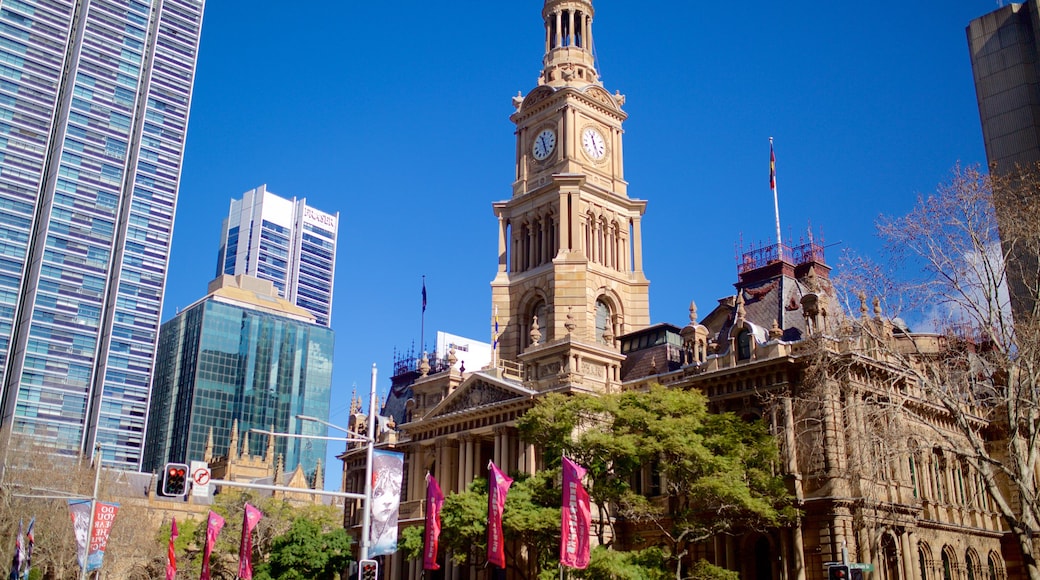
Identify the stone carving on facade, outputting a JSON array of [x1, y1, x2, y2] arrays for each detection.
[[530, 315, 542, 346], [438, 381, 518, 416]]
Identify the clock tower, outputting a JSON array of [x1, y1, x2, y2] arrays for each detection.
[[491, 0, 650, 393]]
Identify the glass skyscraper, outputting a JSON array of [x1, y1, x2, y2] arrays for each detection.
[[143, 274, 334, 479], [216, 185, 338, 327], [0, 0, 205, 468]]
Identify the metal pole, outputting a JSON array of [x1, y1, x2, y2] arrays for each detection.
[[360, 364, 377, 561], [80, 444, 102, 580]]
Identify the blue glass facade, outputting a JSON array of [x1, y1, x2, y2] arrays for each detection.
[[143, 294, 334, 480], [0, 0, 205, 469], [216, 185, 338, 327]]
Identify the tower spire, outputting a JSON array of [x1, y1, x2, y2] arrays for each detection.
[[541, 0, 599, 87]]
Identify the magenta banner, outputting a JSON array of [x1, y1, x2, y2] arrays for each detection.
[[560, 456, 591, 569], [165, 518, 178, 580], [486, 461, 513, 568], [423, 474, 445, 570], [238, 503, 263, 580], [201, 510, 225, 580]]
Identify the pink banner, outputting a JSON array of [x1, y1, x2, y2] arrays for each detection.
[[423, 474, 445, 570], [166, 518, 178, 580], [560, 456, 591, 569], [201, 510, 225, 580], [486, 461, 513, 568], [238, 503, 263, 580]]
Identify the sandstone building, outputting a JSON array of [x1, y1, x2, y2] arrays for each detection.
[[342, 1, 1026, 578]]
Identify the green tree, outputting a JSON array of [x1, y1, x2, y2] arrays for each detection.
[[253, 517, 352, 580], [517, 385, 795, 578]]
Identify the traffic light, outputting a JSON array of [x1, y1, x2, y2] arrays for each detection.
[[359, 559, 378, 580], [829, 565, 850, 580], [162, 463, 188, 496]]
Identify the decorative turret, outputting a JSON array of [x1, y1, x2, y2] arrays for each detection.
[[541, 0, 598, 87]]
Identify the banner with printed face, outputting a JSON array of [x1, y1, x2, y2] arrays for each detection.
[[369, 450, 404, 557], [67, 500, 91, 569], [560, 456, 591, 569], [486, 461, 513, 568], [423, 474, 445, 570]]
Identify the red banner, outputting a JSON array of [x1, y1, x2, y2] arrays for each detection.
[[423, 474, 445, 570], [238, 503, 263, 580], [85, 502, 118, 572], [201, 511, 225, 580], [560, 456, 591, 569], [486, 461, 513, 568]]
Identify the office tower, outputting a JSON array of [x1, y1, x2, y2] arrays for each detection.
[[968, 2, 1040, 172], [0, 0, 205, 468], [216, 184, 338, 327], [968, 4, 1040, 317], [142, 274, 334, 479]]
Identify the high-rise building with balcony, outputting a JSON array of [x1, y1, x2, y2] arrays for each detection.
[[0, 0, 206, 469], [216, 185, 338, 327]]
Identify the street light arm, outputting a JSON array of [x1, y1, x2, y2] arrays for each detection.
[[296, 414, 370, 440]]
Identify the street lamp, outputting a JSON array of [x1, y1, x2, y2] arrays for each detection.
[[298, 363, 379, 562]]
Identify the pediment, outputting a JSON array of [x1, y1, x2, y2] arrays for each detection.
[[520, 85, 556, 112], [423, 372, 536, 421]]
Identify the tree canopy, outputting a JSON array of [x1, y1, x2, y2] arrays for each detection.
[[517, 385, 795, 577]]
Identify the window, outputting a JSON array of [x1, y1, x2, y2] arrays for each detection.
[[737, 329, 752, 360], [595, 300, 611, 344]]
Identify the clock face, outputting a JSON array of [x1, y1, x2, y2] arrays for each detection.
[[532, 129, 556, 161], [582, 127, 606, 160]]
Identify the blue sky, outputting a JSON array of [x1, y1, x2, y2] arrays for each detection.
[[167, 1, 992, 480]]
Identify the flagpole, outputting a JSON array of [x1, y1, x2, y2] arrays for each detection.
[[420, 275, 426, 356], [770, 137, 783, 261]]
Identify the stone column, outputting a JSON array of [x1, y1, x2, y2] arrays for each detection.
[[457, 436, 468, 492], [569, 9, 578, 45], [555, 10, 562, 48], [464, 436, 476, 488], [498, 216, 507, 272], [632, 216, 643, 271], [559, 193, 570, 252]]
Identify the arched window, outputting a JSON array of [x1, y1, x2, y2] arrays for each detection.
[[595, 300, 611, 344], [966, 549, 978, 580], [525, 301, 549, 351], [919, 544, 932, 580], [988, 552, 1005, 580], [882, 534, 900, 580], [942, 548, 954, 580], [737, 329, 752, 360]]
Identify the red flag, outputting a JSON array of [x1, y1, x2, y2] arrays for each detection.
[[238, 503, 263, 580], [486, 461, 513, 568], [423, 474, 445, 570], [165, 518, 178, 580], [201, 511, 225, 580], [769, 138, 776, 191], [560, 456, 591, 569]]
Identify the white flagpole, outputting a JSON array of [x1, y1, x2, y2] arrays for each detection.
[[770, 137, 783, 261]]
